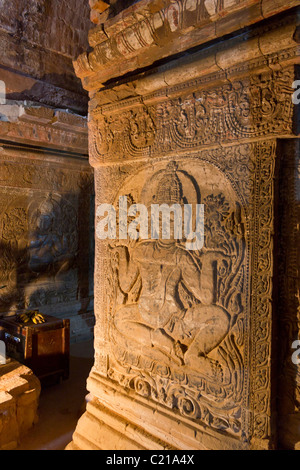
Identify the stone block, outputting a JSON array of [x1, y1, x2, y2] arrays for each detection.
[[0, 360, 40, 450]]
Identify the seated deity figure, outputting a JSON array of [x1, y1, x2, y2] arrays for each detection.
[[111, 162, 230, 379], [28, 198, 71, 276]]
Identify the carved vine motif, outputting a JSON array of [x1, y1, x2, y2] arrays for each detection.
[[91, 107, 156, 163], [90, 68, 293, 164], [105, 160, 247, 436], [247, 141, 276, 442]]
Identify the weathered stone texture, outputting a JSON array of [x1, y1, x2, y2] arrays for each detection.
[[69, 0, 299, 451], [0, 0, 92, 113], [0, 107, 95, 342], [0, 0, 90, 59], [76, 0, 300, 89], [0, 359, 40, 450]]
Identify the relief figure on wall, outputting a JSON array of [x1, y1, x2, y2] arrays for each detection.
[[0, 193, 78, 313], [109, 161, 245, 386], [28, 196, 76, 277]]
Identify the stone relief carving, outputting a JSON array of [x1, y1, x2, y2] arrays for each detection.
[[90, 68, 293, 164], [103, 159, 247, 435], [84, 49, 285, 446], [91, 106, 156, 164], [28, 195, 78, 275], [0, 164, 94, 316], [92, 138, 277, 445]]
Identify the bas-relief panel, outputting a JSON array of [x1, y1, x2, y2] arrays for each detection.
[[68, 6, 300, 446], [0, 158, 94, 319], [89, 67, 294, 165], [94, 139, 276, 444]]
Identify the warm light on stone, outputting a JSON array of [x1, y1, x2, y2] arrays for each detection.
[[0, 0, 299, 452], [0, 360, 40, 450], [67, 0, 300, 451]]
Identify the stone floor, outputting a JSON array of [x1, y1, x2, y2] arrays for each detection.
[[15, 339, 94, 450]]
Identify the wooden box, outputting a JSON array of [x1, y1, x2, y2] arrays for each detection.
[[0, 314, 70, 383]]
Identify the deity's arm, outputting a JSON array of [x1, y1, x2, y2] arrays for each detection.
[[181, 251, 216, 306], [51, 234, 63, 253], [112, 245, 139, 294]]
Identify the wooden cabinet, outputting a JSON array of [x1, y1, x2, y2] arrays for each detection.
[[0, 314, 70, 384]]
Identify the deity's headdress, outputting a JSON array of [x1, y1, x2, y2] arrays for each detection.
[[141, 160, 200, 208]]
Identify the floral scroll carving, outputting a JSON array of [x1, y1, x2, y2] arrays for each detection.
[[90, 68, 293, 165]]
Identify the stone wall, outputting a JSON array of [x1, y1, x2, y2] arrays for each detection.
[[0, 0, 92, 114], [0, 106, 95, 342], [69, 0, 300, 450], [0, 1, 95, 343]]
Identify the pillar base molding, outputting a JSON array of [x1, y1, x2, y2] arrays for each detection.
[[68, 373, 248, 451]]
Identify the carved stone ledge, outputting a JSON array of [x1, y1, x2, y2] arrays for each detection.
[[74, 0, 300, 89], [0, 106, 88, 155], [87, 14, 300, 114]]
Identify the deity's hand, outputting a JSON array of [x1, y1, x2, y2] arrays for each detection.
[[110, 250, 120, 271], [173, 341, 185, 365], [109, 239, 129, 249]]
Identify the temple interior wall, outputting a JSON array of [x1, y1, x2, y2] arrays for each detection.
[[0, 1, 95, 342]]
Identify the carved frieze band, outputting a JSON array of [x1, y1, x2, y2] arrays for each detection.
[[90, 68, 294, 166], [0, 158, 93, 193]]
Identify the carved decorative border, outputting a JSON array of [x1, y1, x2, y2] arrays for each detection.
[[93, 139, 276, 447], [89, 67, 294, 167], [250, 140, 276, 446]]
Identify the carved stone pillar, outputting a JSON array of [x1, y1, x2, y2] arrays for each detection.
[[69, 0, 300, 450]]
